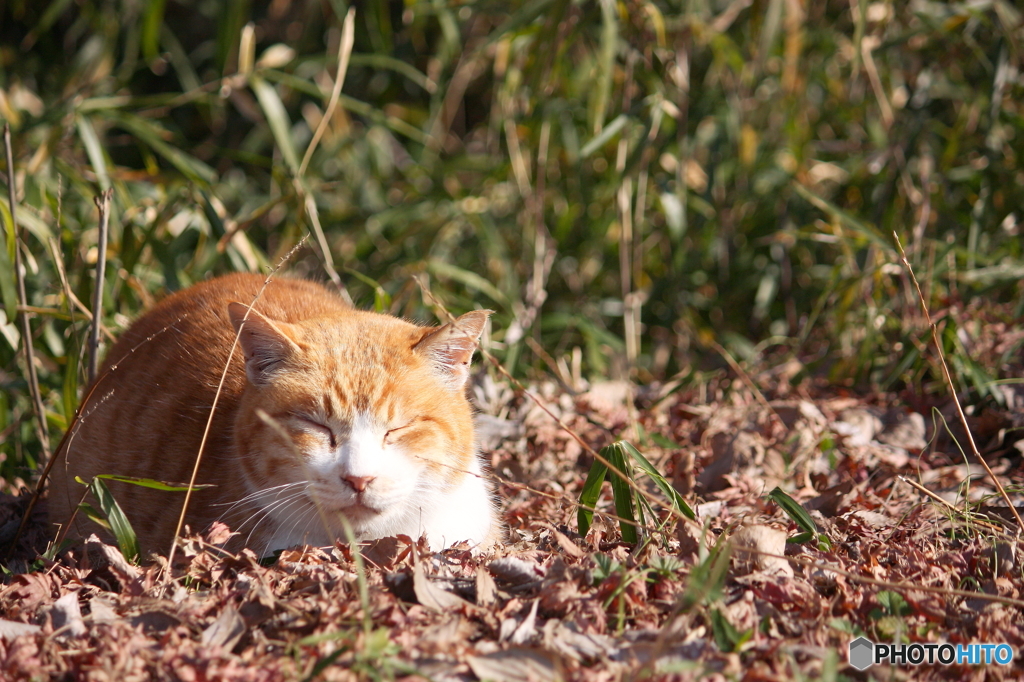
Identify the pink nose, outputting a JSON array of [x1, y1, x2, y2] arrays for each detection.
[[344, 475, 375, 493]]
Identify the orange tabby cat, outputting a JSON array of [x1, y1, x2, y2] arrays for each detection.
[[48, 273, 497, 556]]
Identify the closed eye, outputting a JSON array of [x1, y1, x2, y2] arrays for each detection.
[[383, 421, 417, 446], [293, 415, 337, 449]]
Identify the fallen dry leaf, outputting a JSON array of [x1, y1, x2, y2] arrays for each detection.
[[200, 605, 246, 651], [413, 562, 473, 611], [0, 619, 41, 640], [47, 592, 86, 639], [467, 647, 563, 682]]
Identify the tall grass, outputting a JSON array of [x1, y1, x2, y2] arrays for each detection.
[[1, 0, 1022, 483]]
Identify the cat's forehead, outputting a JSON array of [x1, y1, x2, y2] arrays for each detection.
[[278, 313, 440, 406], [300, 310, 423, 343]]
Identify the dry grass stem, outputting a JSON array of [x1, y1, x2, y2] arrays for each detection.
[[47, 236, 115, 341], [894, 232, 1024, 532], [4, 123, 49, 458], [771, 552, 1024, 609], [708, 339, 783, 428], [292, 8, 354, 298], [87, 188, 113, 383], [298, 7, 355, 178], [897, 475, 1007, 535]]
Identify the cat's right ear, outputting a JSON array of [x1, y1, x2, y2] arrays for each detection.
[[228, 302, 300, 385]]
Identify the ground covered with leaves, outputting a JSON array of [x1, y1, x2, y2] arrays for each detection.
[[2, 367, 1024, 682]]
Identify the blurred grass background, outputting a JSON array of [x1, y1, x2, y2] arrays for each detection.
[[0, 0, 1022, 485]]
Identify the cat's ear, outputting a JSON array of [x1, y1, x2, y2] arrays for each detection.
[[414, 310, 493, 388], [228, 302, 300, 385]]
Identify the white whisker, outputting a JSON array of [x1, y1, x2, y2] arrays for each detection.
[[236, 491, 309, 546], [216, 480, 307, 511]]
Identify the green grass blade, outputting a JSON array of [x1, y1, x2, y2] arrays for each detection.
[[427, 259, 510, 308], [620, 441, 696, 520], [77, 502, 110, 531], [301, 644, 352, 682], [681, 535, 731, 610], [104, 112, 216, 184], [482, 0, 557, 48], [0, 199, 13, 262], [93, 474, 213, 492], [607, 443, 638, 543], [62, 350, 77, 424], [75, 116, 111, 191], [22, 0, 75, 49], [342, 267, 392, 312], [767, 487, 817, 536], [791, 181, 889, 251], [580, 114, 629, 158], [592, 0, 618, 134], [250, 75, 300, 175], [0, 202, 17, 322], [348, 54, 435, 92], [710, 608, 751, 653], [80, 476, 140, 562], [577, 457, 608, 536], [141, 0, 167, 62], [262, 69, 429, 143]]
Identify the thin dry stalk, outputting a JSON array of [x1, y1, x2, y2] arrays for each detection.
[[302, 193, 345, 296], [897, 475, 1006, 534], [524, 336, 574, 394], [708, 339, 783, 427], [165, 237, 308, 571], [293, 8, 354, 299], [3, 124, 50, 458], [427, 55, 485, 156], [783, 552, 1024, 608], [298, 7, 355, 178], [504, 118, 555, 348], [88, 188, 113, 383], [894, 232, 1024, 532], [48, 237, 113, 340]]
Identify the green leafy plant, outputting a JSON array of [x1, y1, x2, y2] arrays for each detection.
[[710, 607, 753, 653], [591, 552, 623, 585], [870, 590, 913, 642], [294, 627, 410, 682], [767, 486, 832, 551], [577, 440, 695, 544], [679, 534, 732, 612], [71, 474, 209, 562], [75, 476, 140, 562], [646, 553, 685, 579]]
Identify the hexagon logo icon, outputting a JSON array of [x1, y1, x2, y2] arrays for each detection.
[[849, 637, 874, 671]]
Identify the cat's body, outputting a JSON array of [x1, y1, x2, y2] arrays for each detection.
[[48, 273, 497, 557]]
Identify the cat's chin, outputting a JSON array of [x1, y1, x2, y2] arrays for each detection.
[[323, 501, 385, 524]]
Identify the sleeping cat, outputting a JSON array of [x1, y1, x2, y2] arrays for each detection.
[[48, 273, 497, 557]]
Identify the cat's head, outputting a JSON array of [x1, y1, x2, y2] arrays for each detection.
[[226, 302, 492, 546]]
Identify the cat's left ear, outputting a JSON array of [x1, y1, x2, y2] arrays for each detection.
[[228, 302, 301, 385], [414, 310, 493, 389]]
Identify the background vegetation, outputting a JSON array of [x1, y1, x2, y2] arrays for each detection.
[[1, 0, 1023, 483]]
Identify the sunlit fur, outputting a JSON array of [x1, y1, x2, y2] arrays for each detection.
[[48, 273, 497, 557]]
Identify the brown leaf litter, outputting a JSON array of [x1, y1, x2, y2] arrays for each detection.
[[1, 376, 1023, 680]]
